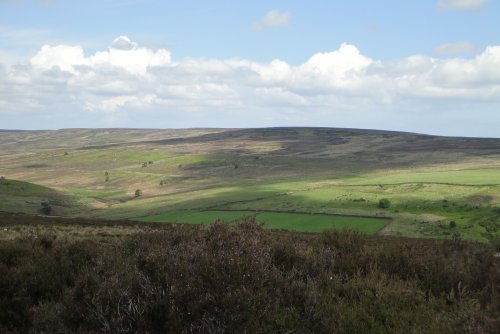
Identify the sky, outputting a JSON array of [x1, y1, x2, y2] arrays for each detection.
[[0, 0, 499, 137]]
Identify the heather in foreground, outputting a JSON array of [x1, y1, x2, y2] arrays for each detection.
[[1, 220, 499, 333]]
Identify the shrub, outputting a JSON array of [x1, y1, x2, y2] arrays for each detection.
[[39, 202, 52, 215], [378, 198, 391, 209], [0, 221, 498, 333]]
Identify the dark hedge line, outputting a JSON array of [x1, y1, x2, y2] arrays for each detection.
[[1, 219, 499, 333]]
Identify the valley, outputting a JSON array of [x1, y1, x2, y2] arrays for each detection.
[[1, 127, 499, 241]]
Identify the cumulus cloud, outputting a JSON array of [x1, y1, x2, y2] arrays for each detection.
[[437, 0, 485, 10], [1, 36, 500, 136], [294, 44, 376, 92], [434, 41, 477, 56], [30, 44, 87, 73], [85, 94, 157, 113], [30, 36, 171, 75], [109, 36, 138, 50], [251, 10, 291, 30]]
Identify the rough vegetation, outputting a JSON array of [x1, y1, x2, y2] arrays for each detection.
[[0, 216, 499, 333]]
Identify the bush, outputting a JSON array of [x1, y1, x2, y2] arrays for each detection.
[[134, 189, 142, 197], [1, 221, 498, 333], [39, 202, 52, 215], [378, 198, 391, 209]]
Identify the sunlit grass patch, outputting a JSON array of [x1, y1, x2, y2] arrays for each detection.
[[137, 210, 388, 234]]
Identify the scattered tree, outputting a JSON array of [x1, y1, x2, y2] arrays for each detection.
[[135, 189, 142, 197], [142, 162, 148, 168], [104, 171, 109, 182], [39, 202, 52, 215], [378, 198, 391, 209], [449, 221, 456, 229]]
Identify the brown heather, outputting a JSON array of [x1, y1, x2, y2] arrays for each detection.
[[0, 217, 499, 333]]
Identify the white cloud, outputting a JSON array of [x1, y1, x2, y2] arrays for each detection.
[[109, 36, 138, 50], [294, 44, 376, 92], [85, 94, 157, 113], [1, 36, 500, 136], [30, 44, 87, 73], [437, 0, 485, 10], [91, 42, 171, 75], [255, 87, 308, 107], [434, 41, 477, 56], [30, 36, 171, 75], [251, 10, 291, 30]]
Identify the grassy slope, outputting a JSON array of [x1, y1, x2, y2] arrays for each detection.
[[344, 168, 500, 185], [0, 178, 85, 215], [0, 127, 498, 241]]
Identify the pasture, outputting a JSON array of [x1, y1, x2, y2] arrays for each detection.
[[138, 210, 389, 234]]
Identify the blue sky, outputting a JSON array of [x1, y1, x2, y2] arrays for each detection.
[[0, 0, 499, 137]]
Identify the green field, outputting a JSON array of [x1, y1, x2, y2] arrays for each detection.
[[344, 168, 500, 185], [138, 210, 389, 234], [1, 127, 498, 241]]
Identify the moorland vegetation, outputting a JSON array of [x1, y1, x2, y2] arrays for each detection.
[[0, 215, 499, 333]]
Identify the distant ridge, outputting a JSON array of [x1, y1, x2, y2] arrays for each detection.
[[0, 126, 498, 139]]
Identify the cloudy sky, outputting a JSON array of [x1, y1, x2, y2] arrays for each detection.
[[0, 0, 499, 137]]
